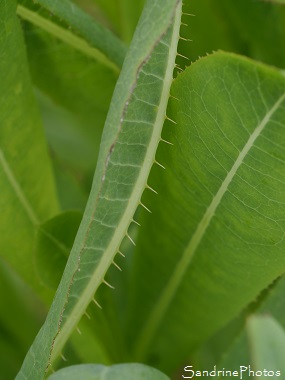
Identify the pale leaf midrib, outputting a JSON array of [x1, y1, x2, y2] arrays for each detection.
[[0, 149, 39, 226], [16, 5, 120, 73], [134, 91, 285, 359], [49, 2, 182, 364]]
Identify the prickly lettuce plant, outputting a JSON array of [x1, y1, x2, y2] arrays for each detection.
[[2, 0, 285, 379]]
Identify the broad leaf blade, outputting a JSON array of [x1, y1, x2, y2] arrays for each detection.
[[16, 1, 182, 378], [47, 363, 170, 380], [0, 0, 58, 292], [127, 52, 285, 373]]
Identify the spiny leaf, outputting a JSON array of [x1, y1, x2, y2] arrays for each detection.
[[127, 52, 285, 373], [16, 0, 182, 378]]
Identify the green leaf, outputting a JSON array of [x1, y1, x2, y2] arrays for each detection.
[[17, 0, 127, 70], [264, 0, 285, 3], [16, 1, 182, 378], [35, 211, 82, 289], [35, 92, 97, 210], [213, 277, 285, 376], [126, 52, 285, 373], [0, 0, 58, 293], [0, 260, 44, 378], [220, 0, 285, 69], [19, 12, 119, 199], [247, 315, 285, 376], [178, 0, 244, 66], [47, 363, 170, 380], [23, 26, 117, 160], [93, 0, 146, 43], [178, 0, 285, 70]]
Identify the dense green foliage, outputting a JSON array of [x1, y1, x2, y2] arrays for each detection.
[[1, 0, 285, 379]]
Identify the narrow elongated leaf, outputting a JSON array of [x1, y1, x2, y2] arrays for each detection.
[[17, 0, 127, 70], [247, 315, 285, 376], [126, 52, 285, 373], [0, 0, 58, 292], [47, 363, 170, 380], [17, 1, 182, 378], [21, 22, 117, 178], [18, 4, 120, 203]]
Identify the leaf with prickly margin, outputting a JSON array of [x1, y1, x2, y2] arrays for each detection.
[[16, 0, 182, 378], [17, 0, 127, 70], [47, 363, 170, 380], [33, 209, 112, 378], [246, 314, 285, 375], [0, 0, 58, 294], [126, 52, 285, 373]]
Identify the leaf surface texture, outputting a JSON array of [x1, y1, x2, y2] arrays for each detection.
[[127, 52, 285, 372], [16, 1, 182, 378]]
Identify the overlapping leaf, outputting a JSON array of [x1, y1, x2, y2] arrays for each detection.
[[126, 52, 285, 373], [16, 1, 182, 378]]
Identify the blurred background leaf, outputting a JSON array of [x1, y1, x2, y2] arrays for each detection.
[[48, 363, 170, 380]]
